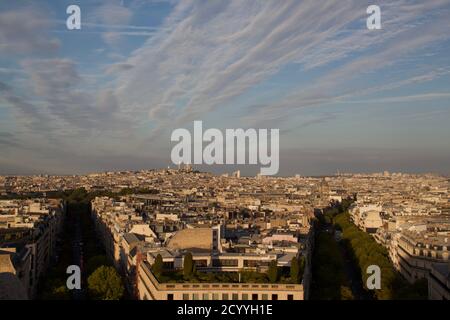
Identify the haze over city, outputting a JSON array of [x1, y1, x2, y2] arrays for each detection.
[[1, 0, 450, 176]]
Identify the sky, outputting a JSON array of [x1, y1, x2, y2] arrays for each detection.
[[0, 0, 450, 176]]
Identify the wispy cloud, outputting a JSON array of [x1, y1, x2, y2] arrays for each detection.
[[348, 93, 450, 104], [109, 0, 450, 134], [0, 7, 60, 54], [1, 0, 449, 174]]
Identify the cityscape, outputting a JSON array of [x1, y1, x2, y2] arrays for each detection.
[[0, 168, 449, 300], [1, 0, 450, 305]]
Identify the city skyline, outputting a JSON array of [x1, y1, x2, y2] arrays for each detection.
[[0, 166, 449, 179], [1, 0, 450, 176], [2, 168, 448, 300]]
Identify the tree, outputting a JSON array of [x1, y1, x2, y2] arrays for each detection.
[[88, 266, 124, 300], [290, 257, 300, 283], [41, 279, 71, 300], [267, 260, 279, 283], [53, 285, 71, 300], [340, 286, 354, 300], [311, 233, 345, 299], [86, 255, 110, 276], [299, 256, 305, 279], [183, 252, 194, 278], [332, 209, 426, 300], [152, 254, 164, 277]]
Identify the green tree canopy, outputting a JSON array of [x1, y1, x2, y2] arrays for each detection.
[[267, 260, 279, 283], [333, 210, 428, 300], [152, 254, 164, 277], [41, 279, 71, 300], [340, 286, 354, 300], [87, 266, 124, 300], [86, 255, 110, 276], [290, 257, 300, 283], [183, 252, 194, 278]]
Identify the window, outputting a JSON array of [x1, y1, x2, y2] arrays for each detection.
[[193, 294, 199, 300], [182, 294, 189, 300], [212, 293, 219, 300], [242, 294, 248, 300], [262, 294, 268, 300], [202, 293, 209, 300], [232, 293, 239, 300], [194, 259, 208, 267], [212, 259, 238, 267], [287, 294, 294, 300], [167, 294, 174, 300], [244, 260, 258, 268], [271, 294, 278, 300], [252, 294, 258, 300], [222, 293, 229, 300]]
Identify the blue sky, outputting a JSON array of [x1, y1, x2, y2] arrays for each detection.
[[0, 0, 450, 176]]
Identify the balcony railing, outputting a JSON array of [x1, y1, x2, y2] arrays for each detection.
[[140, 262, 302, 292]]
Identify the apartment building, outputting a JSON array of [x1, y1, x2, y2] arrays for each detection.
[[137, 260, 303, 301], [0, 199, 65, 299], [428, 263, 450, 300], [91, 194, 313, 300]]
